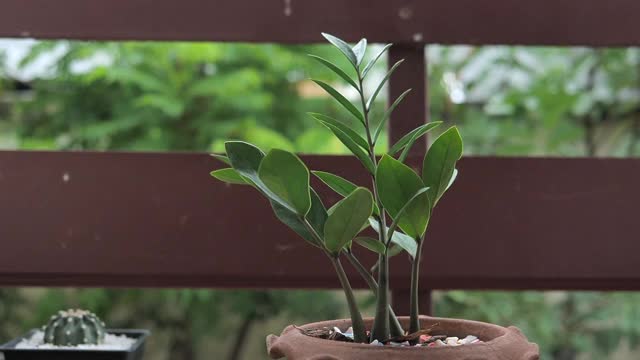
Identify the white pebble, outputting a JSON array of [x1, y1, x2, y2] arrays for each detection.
[[460, 335, 478, 344], [446, 337, 459, 346], [14, 330, 136, 350]]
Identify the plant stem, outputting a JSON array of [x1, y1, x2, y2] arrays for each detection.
[[300, 218, 367, 342], [371, 253, 390, 340], [409, 238, 425, 333], [330, 256, 367, 343], [344, 251, 404, 337], [357, 70, 391, 341]]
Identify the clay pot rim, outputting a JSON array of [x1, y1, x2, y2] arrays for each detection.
[[289, 315, 511, 352]]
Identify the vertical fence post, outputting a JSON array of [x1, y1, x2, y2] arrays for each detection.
[[388, 43, 432, 316], [391, 288, 433, 317], [388, 44, 427, 152]]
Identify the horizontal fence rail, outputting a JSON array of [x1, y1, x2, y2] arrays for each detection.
[[0, 151, 638, 291], [2, 0, 640, 46]]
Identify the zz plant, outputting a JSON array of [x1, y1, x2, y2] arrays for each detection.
[[211, 33, 463, 343]]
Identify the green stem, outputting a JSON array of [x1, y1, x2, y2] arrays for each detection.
[[344, 251, 404, 337], [300, 218, 367, 341], [330, 256, 367, 343], [357, 69, 391, 341], [371, 253, 390, 341], [409, 239, 425, 333]]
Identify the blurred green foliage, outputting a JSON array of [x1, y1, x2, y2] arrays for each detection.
[[0, 40, 639, 359], [430, 46, 640, 157]]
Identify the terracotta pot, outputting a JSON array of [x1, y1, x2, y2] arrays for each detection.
[[267, 316, 539, 360]]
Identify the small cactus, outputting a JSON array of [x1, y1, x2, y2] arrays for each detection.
[[43, 309, 106, 346]]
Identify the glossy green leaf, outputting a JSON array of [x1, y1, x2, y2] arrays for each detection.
[[398, 122, 444, 162], [373, 88, 412, 145], [355, 236, 385, 254], [368, 218, 417, 258], [447, 168, 459, 191], [376, 154, 430, 238], [312, 171, 357, 196], [362, 44, 391, 79], [308, 113, 368, 150], [225, 141, 298, 212], [366, 59, 404, 110], [386, 187, 430, 241], [389, 122, 442, 156], [388, 244, 403, 258], [258, 149, 311, 216], [225, 141, 264, 182], [322, 33, 357, 66], [422, 127, 463, 206], [210, 153, 231, 165], [319, 122, 376, 174], [306, 189, 329, 238], [324, 187, 373, 254], [210, 168, 247, 185], [312, 171, 380, 216], [312, 80, 364, 124], [352, 39, 367, 66], [271, 189, 327, 248], [308, 55, 358, 91]]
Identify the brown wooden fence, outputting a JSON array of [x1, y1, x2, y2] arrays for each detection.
[[1, 0, 640, 316]]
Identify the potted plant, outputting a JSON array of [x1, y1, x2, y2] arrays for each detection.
[[0, 309, 149, 360], [210, 33, 539, 359]]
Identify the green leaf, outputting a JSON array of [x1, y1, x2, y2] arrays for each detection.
[[319, 122, 376, 174], [387, 187, 430, 241], [210, 153, 231, 165], [373, 88, 412, 145], [306, 189, 329, 238], [312, 80, 364, 124], [368, 218, 417, 258], [271, 189, 327, 248], [352, 39, 367, 66], [272, 203, 318, 247], [355, 236, 385, 254], [388, 244, 403, 257], [397, 122, 444, 162], [422, 127, 463, 206], [308, 55, 359, 91], [258, 149, 312, 216], [225, 141, 300, 213], [225, 141, 264, 182], [362, 44, 391, 79], [312, 171, 380, 216], [322, 33, 357, 66], [366, 59, 404, 110], [376, 154, 430, 238], [388, 122, 442, 156], [324, 187, 374, 254], [447, 168, 458, 191], [210, 168, 248, 185], [308, 113, 368, 150], [312, 171, 356, 197]]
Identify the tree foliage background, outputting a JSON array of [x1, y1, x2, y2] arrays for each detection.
[[0, 40, 639, 359]]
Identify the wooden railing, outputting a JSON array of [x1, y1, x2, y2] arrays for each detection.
[[1, 0, 640, 316]]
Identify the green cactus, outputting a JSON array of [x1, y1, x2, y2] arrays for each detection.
[[43, 309, 106, 346]]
